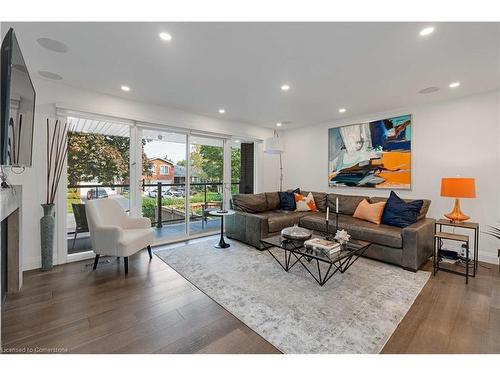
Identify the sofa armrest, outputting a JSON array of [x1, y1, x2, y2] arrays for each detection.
[[401, 218, 436, 271], [226, 211, 269, 249]]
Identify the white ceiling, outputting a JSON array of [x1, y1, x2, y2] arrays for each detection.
[[3, 22, 500, 129]]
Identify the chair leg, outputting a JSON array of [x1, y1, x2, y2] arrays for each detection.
[[72, 232, 78, 250], [124, 257, 129, 274], [92, 254, 100, 270], [147, 245, 152, 260]]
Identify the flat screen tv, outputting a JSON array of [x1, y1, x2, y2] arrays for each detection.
[[1, 28, 35, 167]]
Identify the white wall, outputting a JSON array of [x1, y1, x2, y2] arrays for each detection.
[[5, 79, 274, 270], [279, 90, 500, 263]]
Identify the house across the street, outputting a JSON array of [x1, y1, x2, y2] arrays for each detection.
[[144, 157, 175, 184]]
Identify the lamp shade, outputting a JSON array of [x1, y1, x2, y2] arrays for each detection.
[[264, 135, 284, 154], [440, 177, 476, 198]]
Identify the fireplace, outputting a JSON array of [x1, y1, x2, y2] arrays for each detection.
[[1, 218, 6, 304], [0, 186, 22, 304]]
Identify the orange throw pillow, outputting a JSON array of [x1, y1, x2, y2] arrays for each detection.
[[294, 192, 318, 212], [353, 199, 386, 225]]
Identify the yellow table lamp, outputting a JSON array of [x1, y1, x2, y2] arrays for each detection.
[[440, 177, 476, 223]]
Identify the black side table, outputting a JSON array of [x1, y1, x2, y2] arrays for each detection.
[[434, 219, 479, 284], [208, 209, 235, 249], [436, 219, 479, 274]]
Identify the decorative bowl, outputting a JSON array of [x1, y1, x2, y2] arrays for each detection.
[[281, 226, 312, 241]]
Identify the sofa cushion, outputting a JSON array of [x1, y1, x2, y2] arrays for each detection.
[[327, 193, 369, 215], [265, 192, 280, 210], [299, 212, 328, 233], [417, 200, 431, 220], [233, 193, 268, 213], [279, 188, 299, 211], [261, 210, 313, 233], [370, 196, 431, 221], [380, 191, 424, 228], [301, 191, 327, 212], [299, 213, 403, 248], [353, 199, 386, 224], [345, 217, 403, 248]]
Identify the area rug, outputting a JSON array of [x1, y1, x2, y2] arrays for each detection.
[[156, 240, 430, 353]]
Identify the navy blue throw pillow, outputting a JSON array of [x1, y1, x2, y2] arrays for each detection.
[[278, 188, 300, 211], [381, 191, 424, 228]]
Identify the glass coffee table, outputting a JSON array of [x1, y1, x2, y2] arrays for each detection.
[[261, 233, 371, 286]]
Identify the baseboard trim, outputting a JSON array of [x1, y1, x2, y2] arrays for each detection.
[[478, 254, 499, 267]]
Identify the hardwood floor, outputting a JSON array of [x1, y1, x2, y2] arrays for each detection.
[[2, 237, 499, 354], [382, 260, 500, 353], [1, 237, 280, 354]]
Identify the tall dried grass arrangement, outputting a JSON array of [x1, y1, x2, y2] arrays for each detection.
[[45, 119, 68, 205]]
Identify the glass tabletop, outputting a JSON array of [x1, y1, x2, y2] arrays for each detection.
[[261, 232, 371, 263]]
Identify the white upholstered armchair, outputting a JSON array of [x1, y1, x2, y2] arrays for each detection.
[[85, 198, 155, 274]]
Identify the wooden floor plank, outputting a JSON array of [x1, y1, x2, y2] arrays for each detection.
[[2, 236, 499, 354], [382, 261, 500, 353], [2, 237, 278, 354]]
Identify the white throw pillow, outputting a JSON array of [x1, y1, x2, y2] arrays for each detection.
[[294, 192, 318, 212]]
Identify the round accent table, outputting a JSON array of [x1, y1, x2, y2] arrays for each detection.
[[208, 209, 235, 249]]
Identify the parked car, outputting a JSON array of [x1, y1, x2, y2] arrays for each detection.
[[86, 188, 109, 200], [148, 188, 168, 198], [165, 189, 184, 198]]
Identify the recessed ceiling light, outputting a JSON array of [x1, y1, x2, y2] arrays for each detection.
[[338, 108, 346, 113], [418, 86, 440, 94], [234, 140, 241, 143], [37, 38, 69, 53], [121, 85, 131, 92], [218, 109, 226, 114], [276, 122, 282, 127], [419, 27, 435, 36], [159, 32, 172, 41], [449, 82, 461, 88], [38, 71, 63, 80], [280, 84, 290, 91]]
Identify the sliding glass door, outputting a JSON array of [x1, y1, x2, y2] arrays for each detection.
[[189, 135, 225, 236], [62, 112, 256, 256], [141, 129, 188, 243], [139, 129, 232, 242]]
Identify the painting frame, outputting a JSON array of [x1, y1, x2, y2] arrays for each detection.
[[328, 114, 413, 190]]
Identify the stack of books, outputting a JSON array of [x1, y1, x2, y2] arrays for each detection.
[[304, 238, 342, 260]]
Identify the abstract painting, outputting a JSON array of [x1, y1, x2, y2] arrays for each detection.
[[328, 114, 412, 189]]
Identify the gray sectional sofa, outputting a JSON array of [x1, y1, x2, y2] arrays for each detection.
[[226, 191, 435, 272]]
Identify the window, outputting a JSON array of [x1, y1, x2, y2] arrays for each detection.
[[160, 165, 169, 175], [149, 165, 155, 173]]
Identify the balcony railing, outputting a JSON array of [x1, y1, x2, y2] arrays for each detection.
[[67, 181, 240, 232]]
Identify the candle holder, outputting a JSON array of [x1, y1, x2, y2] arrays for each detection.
[[325, 219, 332, 241]]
